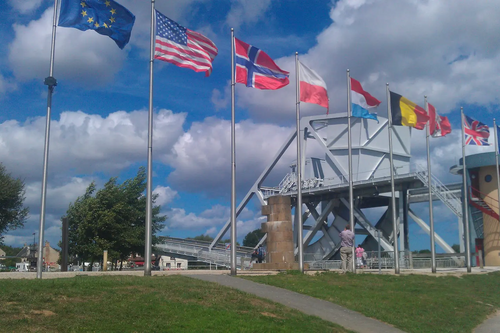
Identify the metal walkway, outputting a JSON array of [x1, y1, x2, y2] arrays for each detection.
[[154, 237, 254, 269]]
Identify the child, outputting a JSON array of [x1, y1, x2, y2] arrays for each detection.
[[355, 245, 365, 268]]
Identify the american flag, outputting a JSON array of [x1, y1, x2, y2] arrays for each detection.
[[154, 10, 218, 76], [463, 114, 490, 146]]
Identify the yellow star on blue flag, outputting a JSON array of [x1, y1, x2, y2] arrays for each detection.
[[58, 0, 135, 49]]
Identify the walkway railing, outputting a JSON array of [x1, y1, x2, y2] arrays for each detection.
[[154, 237, 254, 269], [308, 251, 466, 270], [415, 164, 463, 218]]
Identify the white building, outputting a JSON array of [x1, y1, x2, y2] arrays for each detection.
[[159, 256, 188, 270]]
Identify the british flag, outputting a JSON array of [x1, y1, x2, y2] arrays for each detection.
[[463, 114, 490, 146]]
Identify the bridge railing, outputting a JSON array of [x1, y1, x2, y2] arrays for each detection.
[[155, 237, 254, 269]]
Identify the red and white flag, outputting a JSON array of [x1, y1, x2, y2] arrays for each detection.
[[428, 103, 451, 137], [154, 10, 218, 76], [299, 61, 329, 109], [235, 38, 289, 90]]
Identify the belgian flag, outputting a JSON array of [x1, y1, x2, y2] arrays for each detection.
[[390, 91, 429, 130]]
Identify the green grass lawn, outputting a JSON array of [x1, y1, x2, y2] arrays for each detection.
[[242, 271, 500, 333], [0, 275, 349, 333]]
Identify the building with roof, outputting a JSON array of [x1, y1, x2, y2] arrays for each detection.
[[451, 151, 500, 266], [16, 241, 60, 270]]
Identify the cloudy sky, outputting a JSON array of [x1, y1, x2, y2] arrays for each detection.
[[1, 0, 499, 252]]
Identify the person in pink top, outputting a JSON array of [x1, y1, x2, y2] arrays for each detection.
[[355, 245, 365, 268]]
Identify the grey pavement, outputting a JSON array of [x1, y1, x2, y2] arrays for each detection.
[[189, 274, 404, 333], [473, 311, 500, 333]]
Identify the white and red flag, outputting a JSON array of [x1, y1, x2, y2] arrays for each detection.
[[428, 103, 451, 137], [154, 10, 218, 76], [298, 61, 329, 109]]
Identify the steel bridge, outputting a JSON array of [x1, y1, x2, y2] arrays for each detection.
[[158, 113, 485, 268], [209, 113, 466, 266]]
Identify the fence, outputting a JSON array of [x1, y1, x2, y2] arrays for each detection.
[[307, 251, 466, 270]]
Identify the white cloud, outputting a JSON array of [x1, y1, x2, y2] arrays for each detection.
[[8, 0, 43, 14], [236, 0, 500, 122], [24, 177, 93, 216], [168, 205, 228, 230], [4, 213, 61, 248], [0, 74, 17, 97], [164, 117, 295, 196], [226, 0, 272, 30], [166, 203, 261, 239], [211, 81, 231, 111], [6, 1, 217, 86], [9, 7, 127, 85], [0, 109, 186, 182], [153, 186, 178, 207]]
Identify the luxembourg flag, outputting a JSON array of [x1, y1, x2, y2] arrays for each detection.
[[299, 61, 329, 109], [350, 77, 381, 121]]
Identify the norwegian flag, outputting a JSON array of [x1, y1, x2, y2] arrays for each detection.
[[463, 114, 490, 146], [234, 37, 289, 90]]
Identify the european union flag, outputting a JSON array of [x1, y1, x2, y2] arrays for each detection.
[[58, 0, 135, 49]]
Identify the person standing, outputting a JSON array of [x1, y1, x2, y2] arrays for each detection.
[[355, 244, 365, 268], [339, 225, 355, 273]]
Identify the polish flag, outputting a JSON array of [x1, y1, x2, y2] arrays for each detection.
[[299, 61, 329, 109], [428, 103, 451, 137]]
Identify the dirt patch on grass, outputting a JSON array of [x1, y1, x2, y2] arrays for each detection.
[[57, 296, 88, 303], [249, 298, 277, 310], [31, 310, 56, 316], [260, 312, 283, 319]]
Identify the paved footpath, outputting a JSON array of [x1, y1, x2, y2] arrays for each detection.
[[474, 310, 500, 333], [190, 274, 404, 333]]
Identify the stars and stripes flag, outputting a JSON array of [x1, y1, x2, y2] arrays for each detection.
[[463, 114, 490, 146], [154, 10, 218, 76]]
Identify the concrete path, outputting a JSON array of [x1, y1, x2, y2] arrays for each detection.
[[474, 311, 500, 333], [189, 274, 404, 333]]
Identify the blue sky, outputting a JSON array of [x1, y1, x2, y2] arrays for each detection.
[[1, 0, 499, 252]]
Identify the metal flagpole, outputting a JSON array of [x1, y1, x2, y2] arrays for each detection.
[[461, 107, 472, 273], [386, 84, 400, 274], [144, 0, 156, 276], [494, 119, 500, 221], [346, 70, 355, 273], [37, 0, 59, 279], [230, 28, 237, 276], [295, 53, 304, 272], [425, 97, 436, 273]]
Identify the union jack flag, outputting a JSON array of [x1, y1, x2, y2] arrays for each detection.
[[463, 114, 490, 146]]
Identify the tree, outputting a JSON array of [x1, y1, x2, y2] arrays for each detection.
[[0, 163, 29, 244], [187, 234, 214, 242], [452, 244, 460, 253], [63, 167, 167, 269], [243, 229, 265, 248], [0, 244, 22, 268], [186, 235, 239, 246]]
